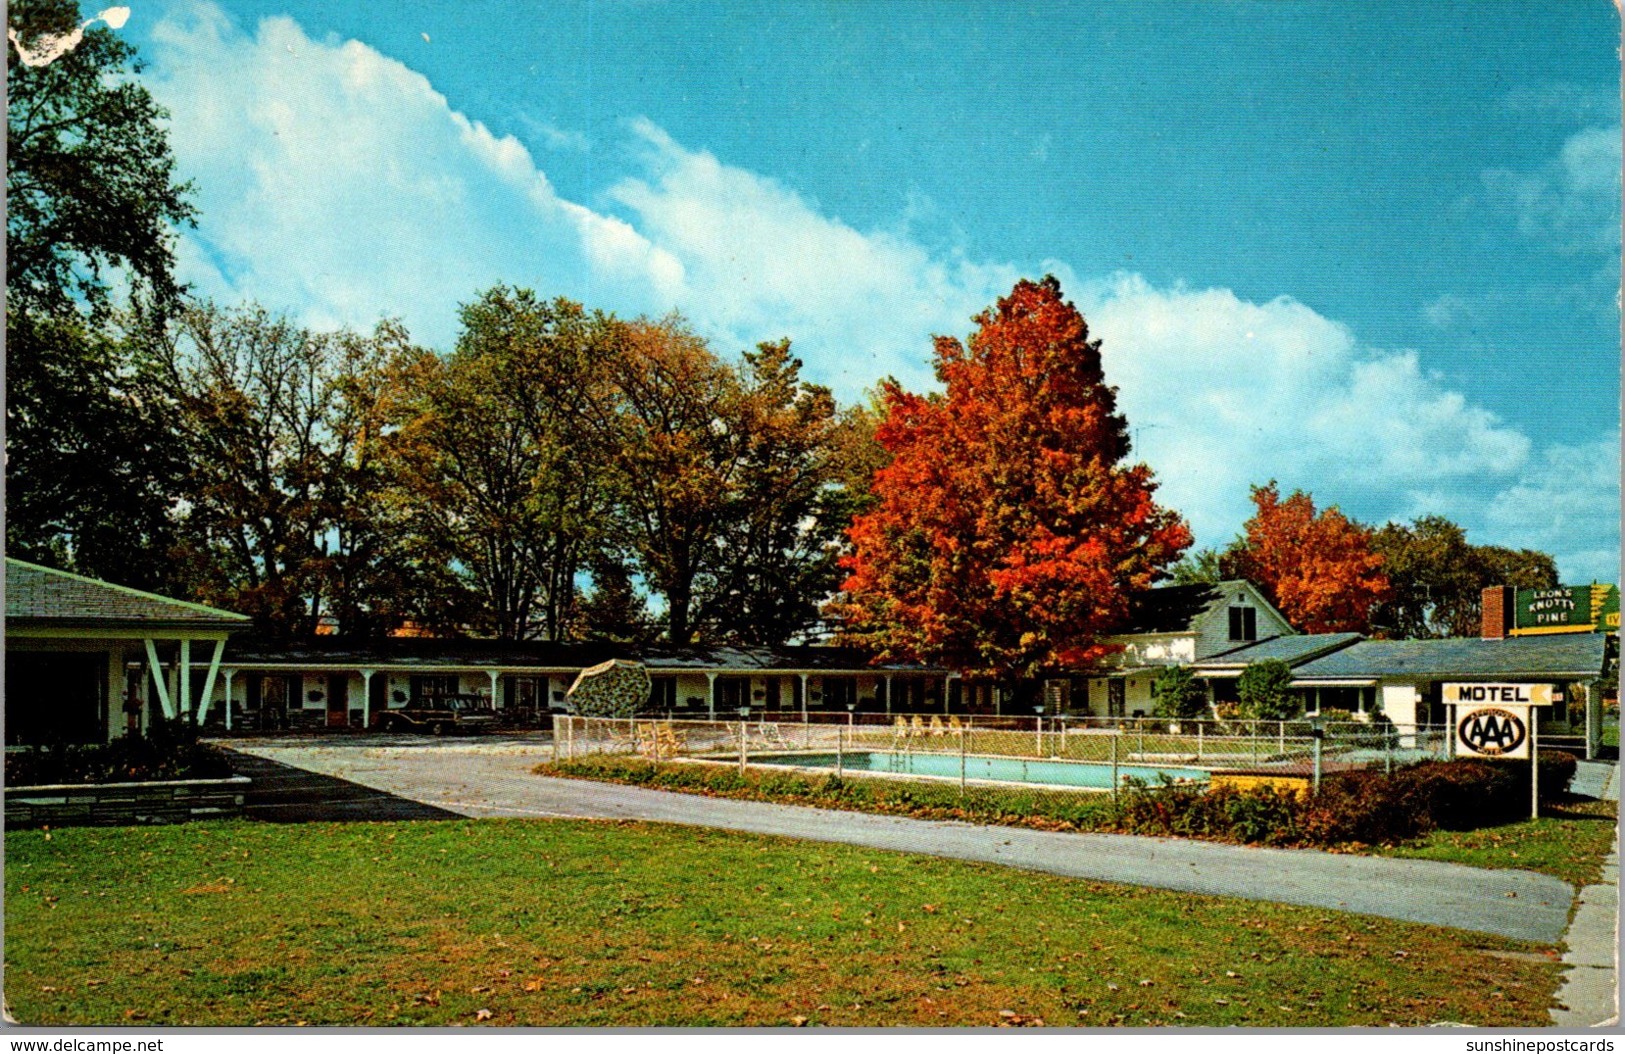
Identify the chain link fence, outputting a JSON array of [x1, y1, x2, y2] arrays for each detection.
[[553, 714, 1452, 801]]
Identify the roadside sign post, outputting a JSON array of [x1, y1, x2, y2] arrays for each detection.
[[1445, 683, 1550, 821], [1530, 719, 1539, 821]]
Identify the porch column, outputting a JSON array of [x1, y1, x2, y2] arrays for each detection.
[[195, 639, 226, 725], [222, 669, 236, 731], [799, 673, 809, 720], [360, 669, 376, 728], [487, 669, 502, 709], [143, 639, 175, 719], [1585, 679, 1601, 760], [884, 674, 893, 715], [179, 638, 193, 724], [707, 672, 717, 720]]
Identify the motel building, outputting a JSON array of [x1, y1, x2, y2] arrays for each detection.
[[6, 559, 1615, 758], [188, 638, 952, 731]]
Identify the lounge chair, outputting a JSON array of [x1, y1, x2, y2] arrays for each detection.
[[948, 714, 966, 733], [929, 715, 947, 736], [655, 723, 685, 759]]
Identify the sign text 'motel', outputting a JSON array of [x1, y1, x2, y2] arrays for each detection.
[[1442, 683, 1554, 707]]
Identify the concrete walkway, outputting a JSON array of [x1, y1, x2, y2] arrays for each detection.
[[220, 736, 1574, 944], [1551, 760, 1619, 1028]]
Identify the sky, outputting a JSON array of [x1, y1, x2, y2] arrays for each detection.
[[113, 0, 1622, 582]]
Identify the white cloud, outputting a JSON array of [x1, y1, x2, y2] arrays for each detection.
[[1480, 432, 1621, 584], [1423, 293, 1471, 328], [145, 2, 681, 348], [1482, 124, 1622, 257], [143, 2, 1616, 583], [516, 113, 592, 153], [605, 118, 1020, 395], [1074, 277, 1537, 549]]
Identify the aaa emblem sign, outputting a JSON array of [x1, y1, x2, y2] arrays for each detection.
[[1456, 707, 1529, 758]]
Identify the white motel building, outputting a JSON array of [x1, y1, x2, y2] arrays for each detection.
[[5, 560, 1613, 757]]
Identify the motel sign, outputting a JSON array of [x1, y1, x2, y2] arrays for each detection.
[[1444, 683, 1551, 761]]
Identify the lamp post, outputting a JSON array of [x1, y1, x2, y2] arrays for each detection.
[[1035, 705, 1045, 756], [738, 706, 750, 774]]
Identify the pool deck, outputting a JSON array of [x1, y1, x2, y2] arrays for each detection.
[[221, 734, 1574, 944]]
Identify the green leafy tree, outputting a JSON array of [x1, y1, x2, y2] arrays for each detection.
[[1369, 517, 1559, 639], [1150, 665, 1208, 719], [389, 288, 617, 640], [1169, 548, 1224, 586], [597, 320, 849, 645], [574, 558, 655, 644], [1237, 659, 1299, 720], [6, 0, 195, 585], [590, 314, 742, 643], [708, 340, 846, 645], [154, 304, 421, 638]]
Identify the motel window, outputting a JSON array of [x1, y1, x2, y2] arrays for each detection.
[[648, 676, 677, 711], [409, 674, 459, 704], [1228, 606, 1257, 642], [821, 677, 856, 710]]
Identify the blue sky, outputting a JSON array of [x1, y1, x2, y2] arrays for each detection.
[[118, 0, 1620, 581]]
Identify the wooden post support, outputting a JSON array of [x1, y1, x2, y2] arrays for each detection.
[[1531, 719, 1540, 821]]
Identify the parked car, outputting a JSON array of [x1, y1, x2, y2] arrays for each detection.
[[372, 695, 496, 735]]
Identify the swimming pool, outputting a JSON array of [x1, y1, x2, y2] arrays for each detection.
[[744, 750, 1209, 791]]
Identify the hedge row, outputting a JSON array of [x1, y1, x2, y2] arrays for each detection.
[[1118, 751, 1576, 846], [539, 750, 1577, 849]]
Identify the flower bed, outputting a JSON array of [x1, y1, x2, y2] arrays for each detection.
[[3, 730, 247, 828]]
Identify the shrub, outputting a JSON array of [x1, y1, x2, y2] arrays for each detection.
[[1536, 749, 1577, 800], [1237, 660, 1300, 720], [3, 722, 233, 787], [1151, 665, 1208, 720], [1302, 769, 1430, 845]]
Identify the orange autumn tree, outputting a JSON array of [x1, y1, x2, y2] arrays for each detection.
[[1224, 482, 1391, 633], [829, 276, 1192, 680]]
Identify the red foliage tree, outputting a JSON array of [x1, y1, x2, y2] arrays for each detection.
[[1225, 482, 1391, 633], [829, 277, 1192, 679]]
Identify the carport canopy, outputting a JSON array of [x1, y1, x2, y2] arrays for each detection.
[[5, 559, 251, 742]]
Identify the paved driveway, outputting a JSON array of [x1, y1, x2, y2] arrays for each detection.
[[218, 733, 1575, 943]]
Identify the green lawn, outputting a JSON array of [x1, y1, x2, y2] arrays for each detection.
[[6, 818, 1561, 1027], [1376, 798, 1617, 888]]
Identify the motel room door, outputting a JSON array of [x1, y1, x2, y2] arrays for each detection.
[[326, 673, 350, 728]]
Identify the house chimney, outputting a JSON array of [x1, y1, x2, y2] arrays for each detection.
[[1481, 585, 1512, 639]]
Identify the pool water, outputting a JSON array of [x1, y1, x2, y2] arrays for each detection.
[[746, 750, 1208, 790]]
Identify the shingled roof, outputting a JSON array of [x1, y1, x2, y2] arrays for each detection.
[[5, 559, 250, 630], [1197, 632, 1364, 669], [221, 636, 945, 673], [1291, 633, 1609, 681]]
